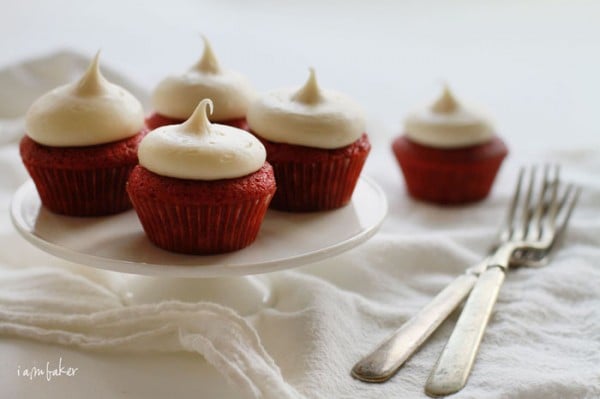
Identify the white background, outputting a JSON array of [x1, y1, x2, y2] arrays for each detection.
[[1, 0, 599, 152]]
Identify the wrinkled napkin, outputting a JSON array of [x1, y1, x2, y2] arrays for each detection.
[[0, 52, 598, 399]]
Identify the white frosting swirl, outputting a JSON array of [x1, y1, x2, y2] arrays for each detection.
[[404, 86, 494, 148], [25, 52, 144, 147], [139, 99, 266, 180], [152, 36, 255, 121], [247, 68, 365, 149]]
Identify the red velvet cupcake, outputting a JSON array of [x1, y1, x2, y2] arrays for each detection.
[[127, 99, 275, 254], [392, 86, 508, 204], [247, 69, 370, 212], [147, 36, 254, 131], [20, 52, 146, 216]]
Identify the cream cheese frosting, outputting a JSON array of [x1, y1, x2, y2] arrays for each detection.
[[247, 68, 365, 149], [25, 52, 144, 147], [139, 99, 266, 180], [152, 36, 255, 121], [404, 86, 494, 148]]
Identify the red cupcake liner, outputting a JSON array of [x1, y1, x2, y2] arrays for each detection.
[[23, 164, 135, 216], [268, 154, 368, 212], [19, 133, 144, 216], [129, 195, 272, 255], [254, 134, 371, 212], [392, 135, 508, 204], [127, 165, 276, 254], [145, 112, 249, 131]]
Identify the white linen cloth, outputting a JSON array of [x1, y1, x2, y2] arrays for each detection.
[[0, 52, 599, 399]]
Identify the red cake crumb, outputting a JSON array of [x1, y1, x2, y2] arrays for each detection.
[[127, 163, 276, 204], [20, 132, 144, 169]]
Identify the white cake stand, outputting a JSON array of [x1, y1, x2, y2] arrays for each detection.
[[11, 177, 387, 312]]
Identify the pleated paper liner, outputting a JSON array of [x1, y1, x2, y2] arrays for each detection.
[[392, 135, 508, 204], [256, 133, 371, 212], [127, 164, 276, 255]]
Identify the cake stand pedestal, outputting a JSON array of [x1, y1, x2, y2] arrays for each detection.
[[10, 177, 387, 310]]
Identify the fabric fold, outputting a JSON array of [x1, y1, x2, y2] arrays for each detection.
[[0, 267, 301, 399]]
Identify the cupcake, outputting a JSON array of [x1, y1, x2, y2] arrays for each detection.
[[146, 36, 254, 131], [127, 99, 275, 254], [247, 68, 370, 212], [392, 86, 508, 204], [20, 52, 146, 216]]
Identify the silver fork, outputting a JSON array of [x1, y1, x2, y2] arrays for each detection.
[[425, 165, 580, 396], [351, 165, 578, 384]]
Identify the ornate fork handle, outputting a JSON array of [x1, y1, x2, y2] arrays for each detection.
[[425, 248, 511, 396], [351, 271, 480, 382], [352, 251, 542, 383]]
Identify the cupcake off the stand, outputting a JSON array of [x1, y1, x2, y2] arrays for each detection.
[[127, 98, 276, 255], [392, 86, 508, 204], [20, 52, 146, 216], [146, 36, 255, 131], [247, 68, 371, 212]]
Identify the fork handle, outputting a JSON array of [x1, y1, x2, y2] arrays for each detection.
[[351, 273, 478, 382], [425, 266, 506, 397]]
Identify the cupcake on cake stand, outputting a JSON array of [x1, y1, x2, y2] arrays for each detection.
[[12, 107, 385, 309]]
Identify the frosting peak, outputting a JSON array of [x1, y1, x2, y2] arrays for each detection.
[[194, 36, 221, 74], [430, 85, 459, 113], [404, 85, 494, 149], [247, 69, 365, 149], [152, 36, 255, 121], [139, 99, 266, 180], [291, 68, 323, 105], [25, 52, 144, 147], [73, 51, 108, 96], [181, 98, 213, 135]]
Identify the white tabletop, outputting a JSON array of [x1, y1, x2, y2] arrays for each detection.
[[1, 1, 599, 398]]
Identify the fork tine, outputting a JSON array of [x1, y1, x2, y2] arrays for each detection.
[[531, 165, 552, 239], [519, 166, 537, 239], [502, 167, 525, 242], [547, 165, 561, 224], [557, 185, 581, 234], [557, 181, 574, 217], [547, 184, 581, 252]]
